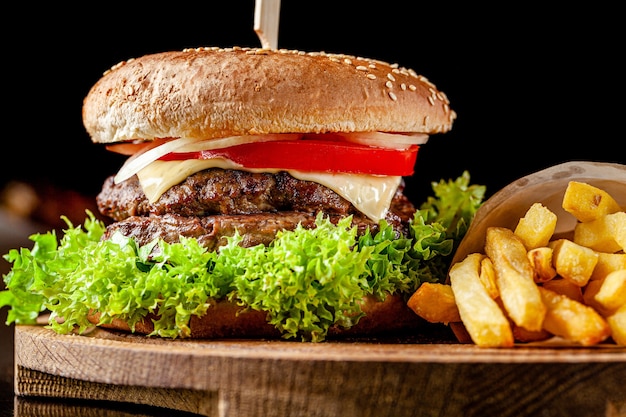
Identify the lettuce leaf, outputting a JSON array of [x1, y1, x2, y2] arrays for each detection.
[[1, 172, 484, 342]]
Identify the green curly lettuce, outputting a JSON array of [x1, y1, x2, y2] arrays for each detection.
[[0, 172, 484, 342]]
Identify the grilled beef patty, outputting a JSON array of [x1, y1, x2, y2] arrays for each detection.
[[98, 169, 356, 221], [98, 169, 417, 249]]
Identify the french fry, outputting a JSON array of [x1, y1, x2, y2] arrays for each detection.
[[527, 247, 557, 283], [514, 203, 557, 250], [574, 212, 626, 253], [493, 296, 552, 343], [512, 324, 552, 343], [485, 227, 546, 331], [449, 253, 513, 347], [583, 280, 614, 317], [542, 278, 584, 304], [407, 282, 461, 324], [449, 322, 473, 344], [479, 256, 499, 299], [562, 181, 623, 223], [539, 287, 611, 346], [591, 252, 626, 281], [549, 239, 599, 287], [607, 304, 626, 345], [593, 270, 626, 312]]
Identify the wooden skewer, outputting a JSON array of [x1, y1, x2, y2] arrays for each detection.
[[254, 0, 281, 50]]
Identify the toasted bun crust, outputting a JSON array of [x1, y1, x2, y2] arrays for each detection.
[[83, 47, 456, 144], [88, 294, 424, 339]]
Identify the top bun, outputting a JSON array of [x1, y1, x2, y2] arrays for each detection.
[[83, 46, 456, 144]]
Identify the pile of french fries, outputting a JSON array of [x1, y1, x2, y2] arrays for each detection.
[[408, 181, 626, 347]]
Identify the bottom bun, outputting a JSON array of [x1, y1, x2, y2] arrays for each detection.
[[87, 293, 424, 339]]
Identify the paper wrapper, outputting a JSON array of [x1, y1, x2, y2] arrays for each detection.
[[449, 161, 626, 347], [453, 161, 626, 265]]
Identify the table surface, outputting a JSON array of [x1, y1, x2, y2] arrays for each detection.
[[3, 319, 626, 417], [2, 322, 200, 417]]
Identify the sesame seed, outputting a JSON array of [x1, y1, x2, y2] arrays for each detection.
[[427, 96, 435, 105], [385, 80, 393, 89], [409, 85, 417, 91], [401, 83, 407, 90], [388, 91, 398, 101], [343, 58, 352, 65], [366, 74, 377, 80], [387, 73, 396, 82], [356, 65, 368, 71], [422, 78, 436, 88]]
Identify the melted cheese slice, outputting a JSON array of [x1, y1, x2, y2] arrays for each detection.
[[136, 159, 401, 222]]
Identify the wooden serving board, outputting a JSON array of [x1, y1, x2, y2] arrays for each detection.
[[13, 325, 626, 417]]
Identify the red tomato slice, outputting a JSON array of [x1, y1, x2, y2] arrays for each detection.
[[159, 139, 419, 176]]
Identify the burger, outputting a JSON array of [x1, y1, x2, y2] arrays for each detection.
[[1, 47, 484, 342]]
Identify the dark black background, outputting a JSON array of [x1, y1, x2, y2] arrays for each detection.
[[3, 1, 624, 207]]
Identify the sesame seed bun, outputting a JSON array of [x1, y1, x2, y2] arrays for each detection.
[[82, 46, 456, 144]]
